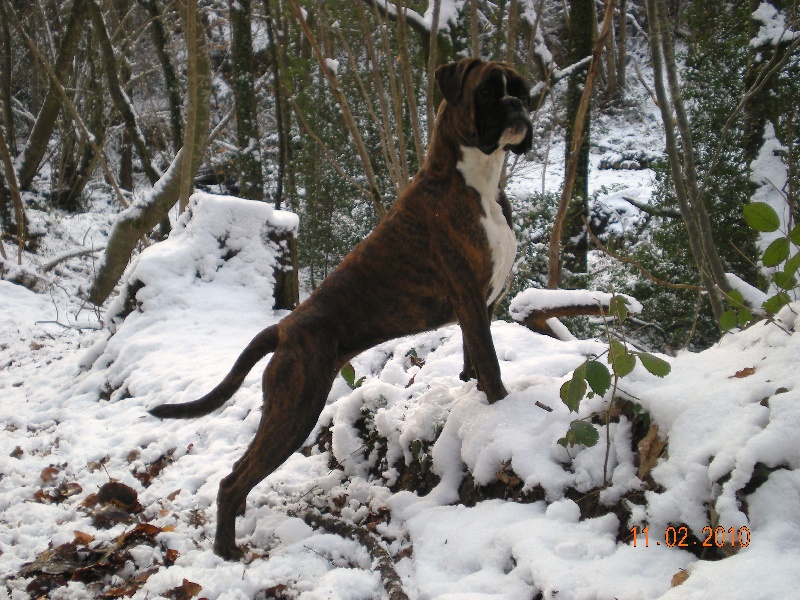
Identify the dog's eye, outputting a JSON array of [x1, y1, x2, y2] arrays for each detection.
[[479, 87, 496, 101]]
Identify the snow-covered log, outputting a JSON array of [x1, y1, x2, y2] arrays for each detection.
[[509, 288, 642, 340]]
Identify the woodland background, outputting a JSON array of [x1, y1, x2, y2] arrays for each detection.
[[1, 0, 800, 348], [2, 2, 800, 598]]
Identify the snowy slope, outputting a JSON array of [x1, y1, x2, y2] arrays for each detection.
[[2, 192, 799, 599]]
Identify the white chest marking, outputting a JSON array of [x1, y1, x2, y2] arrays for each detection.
[[456, 145, 517, 305]]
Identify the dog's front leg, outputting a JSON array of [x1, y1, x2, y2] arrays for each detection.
[[460, 302, 497, 384], [436, 250, 507, 403]]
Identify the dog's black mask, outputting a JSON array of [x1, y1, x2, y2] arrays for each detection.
[[436, 58, 534, 156], [474, 70, 533, 156]]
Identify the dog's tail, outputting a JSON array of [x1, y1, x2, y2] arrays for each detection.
[[149, 324, 280, 419]]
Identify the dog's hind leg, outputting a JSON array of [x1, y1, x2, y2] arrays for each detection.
[[213, 337, 338, 560]]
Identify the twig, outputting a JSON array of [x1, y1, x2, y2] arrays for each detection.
[[583, 216, 703, 290], [288, 96, 373, 201], [292, 509, 409, 600], [34, 320, 103, 331]]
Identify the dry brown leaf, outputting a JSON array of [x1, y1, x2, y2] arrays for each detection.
[[731, 366, 756, 379], [637, 422, 667, 480], [40, 466, 60, 483], [97, 481, 139, 510], [164, 578, 203, 600], [164, 548, 180, 566], [73, 531, 95, 546], [671, 569, 689, 587]]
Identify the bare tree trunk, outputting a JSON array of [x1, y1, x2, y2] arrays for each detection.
[[645, 0, 726, 320], [229, 0, 264, 200], [395, 0, 426, 163], [604, 19, 618, 101], [617, 0, 627, 99], [426, 0, 441, 140], [0, 0, 15, 156], [0, 120, 27, 261], [88, 0, 211, 306], [54, 35, 107, 211], [548, 0, 616, 289], [506, 0, 518, 62], [356, 0, 404, 196], [87, 0, 161, 186], [289, 0, 387, 218], [562, 0, 596, 277], [18, 0, 87, 190], [655, 0, 730, 306], [138, 0, 183, 154], [178, 0, 198, 212], [372, 0, 410, 186], [264, 0, 287, 209], [470, 0, 479, 57]]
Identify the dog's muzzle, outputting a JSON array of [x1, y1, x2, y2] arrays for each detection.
[[500, 97, 533, 153]]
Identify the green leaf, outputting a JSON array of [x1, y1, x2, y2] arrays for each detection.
[[560, 371, 587, 413], [763, 292, 792, 315], [719, 309, 738, 331], [790, 224, 800, 245], [738, 308, 754, 328], [570, 420, 600, 447], [744, 202, 781, 233], [609, 295, 630, 322], [773, 269, 797, 290], [557, 430, 577, 448], [763, 237, 790, 267], [725, 289, 746, 310], [609, 340, 636, 377], [637, 352, 671, 377], [341, 363, 357, 389], [608, 339, 627, 363], [585, 360, 612, 396], [613, 352, 637, 378], [785, 253, 800, 275]]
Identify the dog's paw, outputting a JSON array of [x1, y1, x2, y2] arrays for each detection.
[[214, 539, 245, 561]]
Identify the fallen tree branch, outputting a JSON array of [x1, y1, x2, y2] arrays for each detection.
[[42, 246, 105, 272], [292, 509, 409, 600], [619, 195, 680, 219]]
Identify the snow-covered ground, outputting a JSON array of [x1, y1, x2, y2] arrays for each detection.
[[2, 186, 799, 599]]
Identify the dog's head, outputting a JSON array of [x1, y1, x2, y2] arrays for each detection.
[[435, 58, 533, 155]]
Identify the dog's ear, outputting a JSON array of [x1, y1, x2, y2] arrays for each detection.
[[435, 58, 481, 105]]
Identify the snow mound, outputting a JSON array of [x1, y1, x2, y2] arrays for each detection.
[[82, 192, 296, 404]]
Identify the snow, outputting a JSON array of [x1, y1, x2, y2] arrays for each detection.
[[3, 185, 800, 598], [423, 0, 464, 32], [509, 288, 643, 321], [751, 2, 800, 48]]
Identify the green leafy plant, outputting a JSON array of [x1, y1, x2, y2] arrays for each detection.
[[557, 296, 671, 484], [721, 202, 800, 330], [341, 362, 366, 389]]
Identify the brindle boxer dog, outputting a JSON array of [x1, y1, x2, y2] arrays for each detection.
[[149, 57, 533, 560]]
